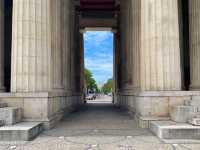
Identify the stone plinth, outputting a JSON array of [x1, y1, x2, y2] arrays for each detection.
[[150, 121, 200, 139], [0, 122, 43, 141], [0, 103, 7, 108], [0, 92, 83, 129], [170, 105, 197, 123], [189, 118, 200, 126], [117, 91, 200, 128], [0, 107, 22, 125]]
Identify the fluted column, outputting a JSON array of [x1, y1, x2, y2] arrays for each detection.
[[62, 0, 71, 92], [51, 0, 63, 90], [140, 0, 181, 91], [11, 0, 52, 92], [79, 32, 84, 93], [0, 1, 4, 91], [189, 0, 200, 90], [120, 0, 132, 89]]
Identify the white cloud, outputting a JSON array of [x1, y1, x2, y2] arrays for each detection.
[[84, 31, 113, 84], [85, 58, 113, 72]]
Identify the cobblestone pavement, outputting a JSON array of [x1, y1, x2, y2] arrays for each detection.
[[0, 96, 200, 150]]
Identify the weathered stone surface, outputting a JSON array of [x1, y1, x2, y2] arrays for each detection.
[[0, 103, 7, 108], [170, 105, 197, 123], [0, 122, 43, 141], [191, 97, 200, 107], [0, 107, 22, 125], [135, 96, 169, 117], [0, 1, 5, 92], [0, 120, 4, 126], [150, 121, 200, 139], [136, 115, 170, 128], [189, 118, 200, 126], [189, 0, 200, 90]]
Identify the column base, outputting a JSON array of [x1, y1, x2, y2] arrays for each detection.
[[190, 85, 200, 91], [0, 92, 83, 129], [117, 90, 200, 128]]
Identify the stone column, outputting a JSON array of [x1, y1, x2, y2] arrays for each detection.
[[70, 5, 76, 94], [189, 0, 200, 90], [120, 0, 141, 91], [11, 0, 52, 92], [79, 32, 84, 93], [70, 7, 82, 94], [51, 0, 63, 90], [62, 0, 71, 92], [140, 0, 182, 91], [0, 1, 4, 91], [120, 0, 130, 89]]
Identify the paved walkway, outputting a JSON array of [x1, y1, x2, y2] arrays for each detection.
[[0, 96, 200, 150]]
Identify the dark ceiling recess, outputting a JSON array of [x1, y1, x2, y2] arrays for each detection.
[[80, 0, 116, 11], [78, 0, 118, 19], [78, 0, 118, 28]]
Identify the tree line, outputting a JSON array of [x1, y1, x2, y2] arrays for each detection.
[[84, 68, 113, 94]]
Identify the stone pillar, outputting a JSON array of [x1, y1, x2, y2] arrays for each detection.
[[120, 0, 130, 89], [189, 0, 200, 90], [51, 0, 63, 90], [113, 31, 120, 103], [120, 0, 141, 91], [11, 0, 52, 92], [0, 1, 4, 91], [70, 5, 77, 94], [140, 0, 182, 91], [79, 32, 84, 93], [11, 0, 64, 92], [62, 0, 72, 92]]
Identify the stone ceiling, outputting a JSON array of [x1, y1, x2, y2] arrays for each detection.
[[78, 0, 119, 28], [80, 0, 116, 11]]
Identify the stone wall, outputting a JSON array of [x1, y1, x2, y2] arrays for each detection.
[[117, 91, 200, 128], [0, 92, 83, 129]]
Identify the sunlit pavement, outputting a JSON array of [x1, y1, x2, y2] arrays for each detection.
[[86, 95, 113, 104], [0, 96, 200, 150]]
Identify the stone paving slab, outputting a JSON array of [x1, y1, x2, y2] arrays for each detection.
[[0, 97, 200, 149], [0, 122, 43, 141]]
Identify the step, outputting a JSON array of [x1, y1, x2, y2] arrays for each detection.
[[150, 121, 200, 139], [189, 117, 200, 126], [0, 122, 43, 141], [0, 107, 22, 125], [170, 105, 197, 123], [136, 115, 170, 128]]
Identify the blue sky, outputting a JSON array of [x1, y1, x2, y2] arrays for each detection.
[[84, 31, 113, 85]]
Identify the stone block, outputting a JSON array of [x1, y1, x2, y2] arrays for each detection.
[[189, 117, 200, 126], [135, 113, 170, 128], [23, 98, 47, 120], [191, 97, 200, 110], [0, 122, 43, 141], [169, 96, 190, 107], [135, 96, 169, 117], [0, 120, 4, 126], [170, 105, 197, 123], [0, 107, 22, 125], [150, 121, 200, 139], [0, 103, 7, 108]]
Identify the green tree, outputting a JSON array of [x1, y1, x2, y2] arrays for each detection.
[[84, 68, 98, 93], [102, 78, 113, 94]]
